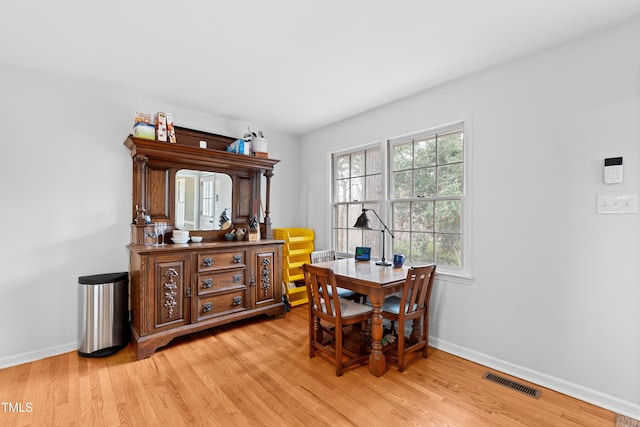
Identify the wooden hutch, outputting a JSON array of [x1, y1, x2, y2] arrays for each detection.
[[125, 126, 284, 360]]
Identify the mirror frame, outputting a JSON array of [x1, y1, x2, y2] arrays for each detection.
[[174, 169, 233, 231]]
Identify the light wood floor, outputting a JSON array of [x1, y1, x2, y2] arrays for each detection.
[[0, 306, 616, 426]]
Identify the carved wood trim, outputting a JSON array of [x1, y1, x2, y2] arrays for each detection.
[[163, 268, 179, 318], [260, 257, 272, 297]]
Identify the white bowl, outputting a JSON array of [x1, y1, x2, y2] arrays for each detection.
[[190, 236, 203, 243], [171, 237, 189, 244]]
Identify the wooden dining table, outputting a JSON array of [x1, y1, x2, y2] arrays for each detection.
[[311, 257, 410, 376]]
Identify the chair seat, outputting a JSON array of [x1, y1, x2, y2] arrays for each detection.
[[324, 287, 356, 298], [374, 296, 417, 315], [322, 297, 372, 318]]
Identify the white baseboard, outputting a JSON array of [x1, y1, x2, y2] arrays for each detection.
[[430, 337, 640, 421], [0, 342, 78, 370]]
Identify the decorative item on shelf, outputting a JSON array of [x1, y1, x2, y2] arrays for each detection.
[[241, 131, 254, 153], [190, 235, 203, 243], [144, 226, 157, 246], [226, 138, 250, 155], [153, 221, 168, 246], [132, 112, 155, 140], [225, 229, 237, 241], [248, 215, 260, 241], [353, 209, 395, 266], [166, 112, 176, 143], [154, 112, 167, 142], [252, 130, 268, 158], [171, 229, 189, 244], [236, 228, 247, 241]]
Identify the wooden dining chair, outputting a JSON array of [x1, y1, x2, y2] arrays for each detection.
[[380, 264, 436, 372], [310, 250, 365, 303], [309, 249, 337, 264], [301, 263, 373, 376]]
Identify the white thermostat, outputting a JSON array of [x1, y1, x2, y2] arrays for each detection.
[[604, 157, 623, 184]]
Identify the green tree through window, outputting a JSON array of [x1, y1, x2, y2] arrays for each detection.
[[391, 129, 463, 267]]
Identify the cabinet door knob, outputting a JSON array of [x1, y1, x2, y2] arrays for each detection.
[[250, 276, 256, 286], [202, 302, 213, 313]]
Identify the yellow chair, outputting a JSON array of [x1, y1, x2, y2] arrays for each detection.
[[302, 263, 373, 376], [381, 264, 436, 372]]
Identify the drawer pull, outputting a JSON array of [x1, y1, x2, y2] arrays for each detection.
[[233, 274, 242, 283], [202, 257, 213, 267], [203, 278, 213, 288], [202, 302, 213, 313], [233, 296, 242, 306], [233, 254, 242, 263]]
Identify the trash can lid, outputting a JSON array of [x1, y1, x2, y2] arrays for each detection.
[[78, 272, 128, 285]]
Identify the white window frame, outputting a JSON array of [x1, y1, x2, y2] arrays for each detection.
[[388, 120, 473, 284]]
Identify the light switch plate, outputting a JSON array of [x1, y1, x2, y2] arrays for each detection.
[[596, 194, 637, 214]]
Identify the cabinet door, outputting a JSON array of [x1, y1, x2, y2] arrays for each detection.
[[149, 253, 191, 332], [252, 246, 282, 308]]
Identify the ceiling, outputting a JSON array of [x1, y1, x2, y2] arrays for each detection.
[[2, 1, 640, 135]]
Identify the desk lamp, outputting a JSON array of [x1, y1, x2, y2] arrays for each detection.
[[353, 209, 394, 266]]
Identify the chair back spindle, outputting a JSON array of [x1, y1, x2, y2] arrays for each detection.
[[401, 267, 434, 316], [310, 249, 337, 264], [305, 265, 341, 319]]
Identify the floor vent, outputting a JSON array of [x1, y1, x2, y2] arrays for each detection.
[[483, 372, 541, 399]]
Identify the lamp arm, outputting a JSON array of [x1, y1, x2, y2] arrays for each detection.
[[366, 209, 395, 239]]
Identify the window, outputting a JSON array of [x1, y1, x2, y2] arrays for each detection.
[[331, 121, 471, 281], [333, 147, 383, 258], [390, 126, 464, 270]]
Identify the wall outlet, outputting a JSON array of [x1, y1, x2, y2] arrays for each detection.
[[596, 194, 637, 214]]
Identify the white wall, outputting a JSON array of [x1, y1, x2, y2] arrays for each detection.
[[0, 64, 299, 366], [299, 18, 640, 417]]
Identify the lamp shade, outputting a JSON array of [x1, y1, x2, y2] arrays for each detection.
[[353, 210, 373, 229]]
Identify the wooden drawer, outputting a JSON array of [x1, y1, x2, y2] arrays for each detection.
[[197, 290, 247, 321], [197, 249, 246, 272], [197, 270, 245, 295]]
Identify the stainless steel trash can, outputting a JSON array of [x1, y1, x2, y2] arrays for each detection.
[[78, 272, 128, 357]]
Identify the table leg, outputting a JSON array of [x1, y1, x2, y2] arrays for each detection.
[[409, 318, 421, 344], [368, 292, 386, 376], [315, 316, 323, 342]]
